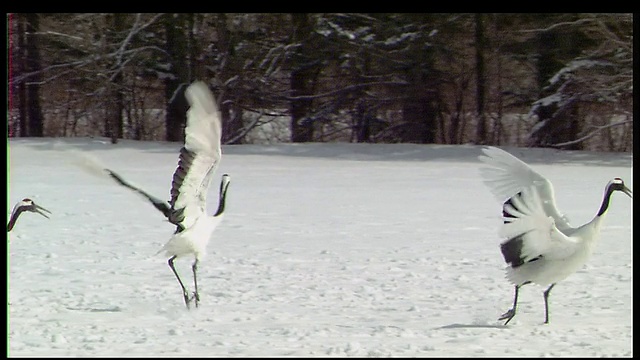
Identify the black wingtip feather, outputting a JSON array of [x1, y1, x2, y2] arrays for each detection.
[[169, 207, 186, 224], [500, 236, 526, 267], [170, 147, 196, 208], [502, 192, 521, 223], [501, 234, 543, 268], [106, 169, 172, 219], [499, 191, 542, 268]]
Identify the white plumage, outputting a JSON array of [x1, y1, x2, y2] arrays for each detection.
[[98, 80, 230, 309], [479, 146, 573, 233], [169, 82, 224, 232], [479, 146, 632, 325]]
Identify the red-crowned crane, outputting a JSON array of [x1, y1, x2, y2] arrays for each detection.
[[7, 198, 51, 232], [479, 146, 631, 325], [95, 81, 230, 309]]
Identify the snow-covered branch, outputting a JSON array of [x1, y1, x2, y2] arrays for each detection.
[[550, 120, 632, 148]]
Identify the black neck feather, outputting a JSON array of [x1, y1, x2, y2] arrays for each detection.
[[214, 187, 227, 216], [596, 186, 615, 217], [7, 207, 26, 232]]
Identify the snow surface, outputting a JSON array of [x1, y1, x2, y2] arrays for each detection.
[[7, 138, 633, 357]]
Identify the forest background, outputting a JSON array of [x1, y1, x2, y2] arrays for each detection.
[[7, 13, 633, 152]]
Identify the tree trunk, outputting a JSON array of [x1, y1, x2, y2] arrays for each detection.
[[290, 13, 316, 143], [529, 22, 584, 150], [164, 13, 191, 142], [105, 71, 124, 144], [105, 13, 126, 144], [402, 86, 438, 144], [25, 13, 44, 137], [16, 14, 27, 137], [352, 51, 372, 143], [474, 13, 487, 145], [215, 13, 243, 145], [401, 54, 439, 144], [354, 102, 371, 143]]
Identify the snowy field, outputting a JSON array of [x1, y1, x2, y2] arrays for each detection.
[[7, 138, 633, 357]]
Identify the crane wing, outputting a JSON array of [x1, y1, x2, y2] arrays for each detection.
[[105, 169, 171, 219], [499, 186, 579, 264], [168, 81, 223, 231], [64, 143, 173, 221], [478, 146, 572, 232]]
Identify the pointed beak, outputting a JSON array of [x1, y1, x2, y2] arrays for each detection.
[[622, 185, 633, 199], [34, 204, 52, 219]]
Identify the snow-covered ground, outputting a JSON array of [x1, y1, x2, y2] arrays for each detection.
[[7, 138, 633, 357]]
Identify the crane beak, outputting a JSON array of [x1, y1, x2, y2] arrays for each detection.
[[622, 185, 633, 199], [34, 204, 52, 219]]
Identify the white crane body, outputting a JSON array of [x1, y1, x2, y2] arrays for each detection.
[[479, 146, 631, 325], [83, 80, 231, 309]]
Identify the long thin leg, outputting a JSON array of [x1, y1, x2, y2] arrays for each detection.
[[192, 259, 200, 308], [543, 283, 556, 324], [499, 281, 531, 325], [168, 255, 192, 309]]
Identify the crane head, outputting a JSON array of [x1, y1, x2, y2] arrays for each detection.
[[21, 198, 52, 219], [610, 178, 632, 199]]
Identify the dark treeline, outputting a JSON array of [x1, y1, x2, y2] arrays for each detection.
[[7, 13, 632, 151]]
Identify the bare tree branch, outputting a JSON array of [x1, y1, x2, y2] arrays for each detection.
[[519, 17, 597, 33], [550, 120, 632, 148], [284, 81, 409, 101]]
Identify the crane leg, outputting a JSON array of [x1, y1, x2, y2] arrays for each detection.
[[168, 256, 192, 309], [543, 283, 556, 324], [499, 281, 530, 325], [192, 259, 200, 308]]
